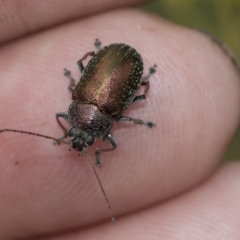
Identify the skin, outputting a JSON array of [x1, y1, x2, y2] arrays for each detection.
[[0, 0, 240, 239]]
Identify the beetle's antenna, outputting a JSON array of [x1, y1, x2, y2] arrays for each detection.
[[0, 129, 66, 144], [85, 152, 115, 225]]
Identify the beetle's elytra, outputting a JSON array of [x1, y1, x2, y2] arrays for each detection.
[[0, 39, 156, 224], [73, 43, 144, 118]]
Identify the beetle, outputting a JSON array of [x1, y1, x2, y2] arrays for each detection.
[[57, 39, 157, 166], [0, 39, 156, 223]]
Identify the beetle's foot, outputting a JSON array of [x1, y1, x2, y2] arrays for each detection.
[[95, 155, 102, 167], [94, 39, 101, 51], [132, 119, 156, 128], [53, 137, 64, 146], [149, 65, 157, 75], [146, 121, 156, 128]]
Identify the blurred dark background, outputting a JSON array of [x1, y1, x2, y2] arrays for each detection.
[[141, 0, 240, 160]]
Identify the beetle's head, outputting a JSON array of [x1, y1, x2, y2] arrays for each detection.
[[68, 127, 95, 153]]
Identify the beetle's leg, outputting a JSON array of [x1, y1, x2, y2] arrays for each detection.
[[95, 133, 117, 166], [77, 51, 95, 74], [64, 51, 95, 93], [118, 116, 155, 128], [131, 65, 157, 104], [64, 69, 76, 94], [55, 112, 69, 144], [94, 38, 101, 51]]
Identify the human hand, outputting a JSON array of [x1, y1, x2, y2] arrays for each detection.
[[0, 1, 240, 239]]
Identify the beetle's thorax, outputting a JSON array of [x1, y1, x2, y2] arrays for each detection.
[[68, 102, 113, 138]]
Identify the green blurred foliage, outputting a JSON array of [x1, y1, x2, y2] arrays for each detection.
[[141, 0, 240, 160]]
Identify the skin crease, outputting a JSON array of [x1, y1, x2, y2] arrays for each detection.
[[0, 0, 148, 43], [0, 1, 240, 240]]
